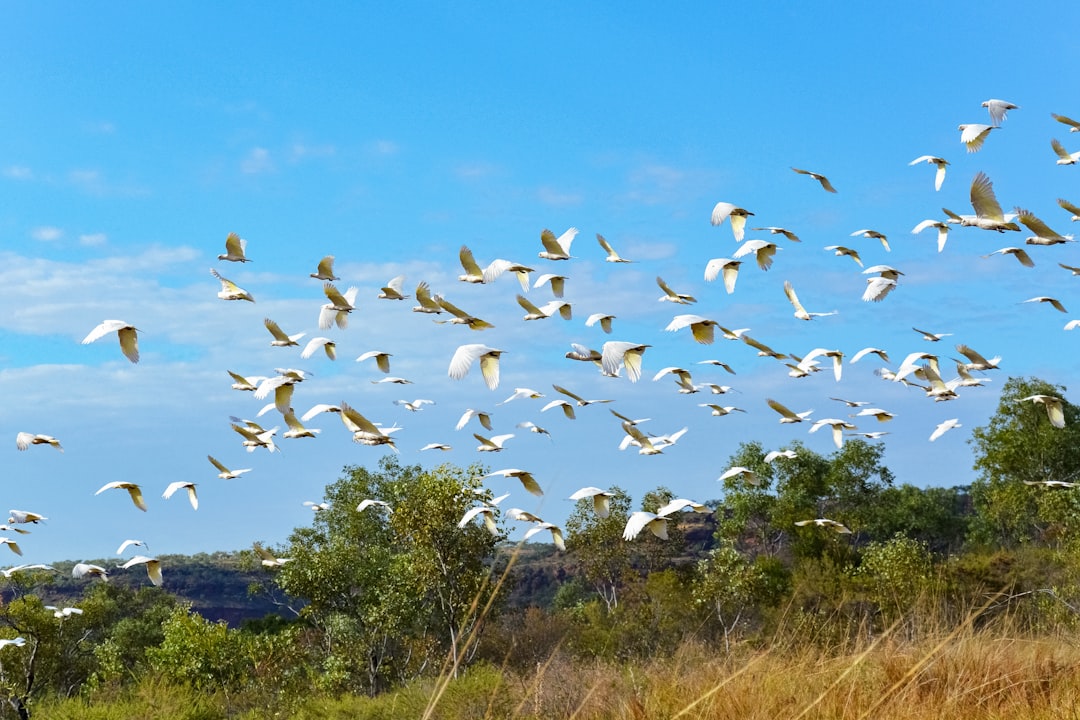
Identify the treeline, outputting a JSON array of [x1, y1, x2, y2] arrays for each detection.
[[1, 376, 1079, 718]]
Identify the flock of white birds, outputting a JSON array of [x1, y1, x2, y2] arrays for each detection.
[[8, 98, 1080, 627]]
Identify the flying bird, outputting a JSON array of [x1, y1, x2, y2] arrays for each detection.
[[210, 268, 255, 302], [499, 387, 545, 404], [767, 398, 813, 424], [850, 347, 890, 364], [458, 245, 530, 286], [623, 511, 671, 541], [15, 433, 62, 452], [162, 481, 198, 510], [664, 314, 720, 344], [412, 282, 444, 314], [116, 539, 147, 555], [569, 487, 614, 518], [553, 384, 613, 407], [784, 281, 837, 320], [484, 468, 542, 496], [456, 408, 493, 432], [913, 327, 952, 342], [733, 239, 780, 270], [911, 219, 950, 252], [356, 350, 393, 373], [930, 418, 962, 441], [656, 276, 697, 304], [394, 398, 435, 412], [263, 318, 305, 347], [319, 283, 359, 329], [282, 409, 320, 439], [448, 344, 504, 390], [909, 155, 949, 191], [791, 167, 837, 193], [751, 226, 801, 242], [982, 98, 1018, 126], [596, 233, 632, 262], [339, 401, 399, 449], [764, 449, 797, 463], [794, 518, 852, 534], [7, 511, 47, 525], [532, 273, 568, 298], [585, 313, 616, 333], [1022, 296, 1068, 313], [122, 555, 162, 586], [1015, 208, 1074, 245], [253, 543, 291, 567], [824, 244, 863, 267], [809, 418, 858, 449], [474, 433, 514, 453], [434, 296, 494, 330], [718, 466, 762, 486], [1052, 113, 1080, 132], [458, 506, 499, 536], [300, 337, 337, 360], [710, 202, 755, 241], [218, 232, 251, 262], [378, 274, 409, 300], [703, 258, 741, 293], [850, 228, 890, 252], [95, 481, 148, 512], [955, 344, 1000, 371], [538, 227, 578, 261], [81, 320, 140, 363], [309, 255, 339, 280], [601, 341, 650, 382], [958, 123, 996, 153], [1018, 395, 1066, 428], [983, 247, 1034, 267], [1051, 138, 1080, 165]]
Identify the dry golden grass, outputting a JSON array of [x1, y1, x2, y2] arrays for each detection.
[[500, 633, 1080, 720]]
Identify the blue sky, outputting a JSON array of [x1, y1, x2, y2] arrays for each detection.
[[3, 4, 1080, 568]]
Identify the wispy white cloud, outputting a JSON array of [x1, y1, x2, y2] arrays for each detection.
[[621, 162, 717, 207], [289, 142, 337, 162], [370, 139, 399, 156], [536, 185, 583, 207], [83, 121, 116, 134], [3, 165, 32, 180], [31, 226, 63, 242], [455, 162, 501, 180], [79, 233, 108, 247], [67, 168, 150, 197], [240, 147, 274, 175]]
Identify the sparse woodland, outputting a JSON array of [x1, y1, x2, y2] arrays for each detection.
[[2, 377, 1080, 718]]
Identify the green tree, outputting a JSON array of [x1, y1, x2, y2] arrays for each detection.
[[968, 377, 1080, 547], [693, 544, 785, 651], [565, 486, 632, 612], [272, 457, 502, 695], [855, 533, 934, 636]]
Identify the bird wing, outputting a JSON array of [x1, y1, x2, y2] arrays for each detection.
[[516, 294, 545, 315], [126, 485, 148, 511], [767, 398, 797, 419], [224, 232, 246, 258], [478, 352, 502, 390], [314, 255, 336, 278], [81, 319, 127, 345], [1015, 208, 1061, 239], [1052, 138, 1071, 161], [783, 281, 807, 315], [448, 344, 486, 381], [970, 172, 1005, 220], [459, 245, 483, 276], [623, 512, 660, 541]]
